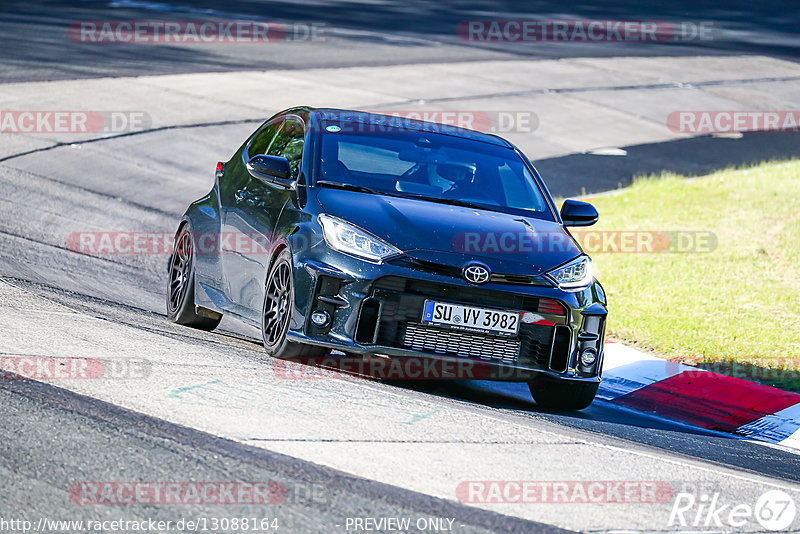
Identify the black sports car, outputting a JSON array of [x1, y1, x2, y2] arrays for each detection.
[[167, 107, 607, 409]]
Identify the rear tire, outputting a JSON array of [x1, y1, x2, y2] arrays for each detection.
[[528, 379, 598, 411], [166, 224, 222, 331], [261, 249, 328, 359]]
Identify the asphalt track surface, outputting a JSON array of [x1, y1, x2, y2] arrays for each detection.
[[2, 0, 800, 83], [2, 1, 800, 533]]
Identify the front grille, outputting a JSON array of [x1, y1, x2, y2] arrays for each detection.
[[401, 323, 520, 364], [370, 277, 565, 370], [389, 258, 549, 286], [375, 276, 542, 310]]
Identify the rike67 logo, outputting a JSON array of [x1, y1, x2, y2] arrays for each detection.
[[669, 490, 797, 531]]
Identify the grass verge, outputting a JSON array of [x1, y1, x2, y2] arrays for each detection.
[[579, 159, 800, 391]]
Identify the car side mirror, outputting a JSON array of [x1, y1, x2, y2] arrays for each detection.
[[560, 199, 598, 227], [246, 155, 295, 188]]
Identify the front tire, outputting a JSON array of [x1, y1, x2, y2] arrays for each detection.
[[166, 224, 222, 331], [528, 379, 598, 411], [261, 249, 328, 358]]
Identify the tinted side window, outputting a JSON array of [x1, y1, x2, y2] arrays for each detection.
[[498, 163, 546, 212], [247, 120, 282, 159], [267, 118, 305, 178]]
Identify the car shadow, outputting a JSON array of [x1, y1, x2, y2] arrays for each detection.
[[378, 374, 800, 483], [384, 376, 721, 435], [159, 324, 800, 483]]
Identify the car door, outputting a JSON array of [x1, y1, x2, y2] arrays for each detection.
[[220, 117, 283, 313], [221, 116, 306, 315]]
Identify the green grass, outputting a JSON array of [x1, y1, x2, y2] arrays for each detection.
[[580, 159, 800, 389]]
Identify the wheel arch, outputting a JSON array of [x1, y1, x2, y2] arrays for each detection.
[[266, 241, 291, 283]]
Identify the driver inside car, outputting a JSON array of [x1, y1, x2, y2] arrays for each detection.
[[439, 162, 479, 197]]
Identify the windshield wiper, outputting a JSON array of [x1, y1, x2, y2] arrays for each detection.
[[394, 193, 491, 211], [315, 180, 379, 195], [316, 180, 498, 212]]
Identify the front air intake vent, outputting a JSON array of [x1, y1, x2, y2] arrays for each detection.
[[401, 324, 520, 364], [354, 298, 381, 344], [549, 325, 572, 373]]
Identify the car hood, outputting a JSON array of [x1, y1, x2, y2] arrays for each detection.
[[316, 188, 582, 276]]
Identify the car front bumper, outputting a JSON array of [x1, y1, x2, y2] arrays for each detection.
[[287, 251, 608, 383]]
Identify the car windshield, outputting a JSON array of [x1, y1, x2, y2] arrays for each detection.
[[316, 123, 553, 219]]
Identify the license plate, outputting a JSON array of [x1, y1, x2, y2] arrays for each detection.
[[422, 300, 520, 337]]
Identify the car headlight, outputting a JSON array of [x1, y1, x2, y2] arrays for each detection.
[[318, 214, 401, 262], [546, 256, 593, 290]]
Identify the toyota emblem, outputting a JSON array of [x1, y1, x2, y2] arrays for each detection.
[[463, 264, 490, 284]]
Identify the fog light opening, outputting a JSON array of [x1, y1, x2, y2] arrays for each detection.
[[311, 310, 330, 327], [580, 349, 597, 367]]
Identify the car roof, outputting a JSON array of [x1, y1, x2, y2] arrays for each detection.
[[280, 107, 514, 148]]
